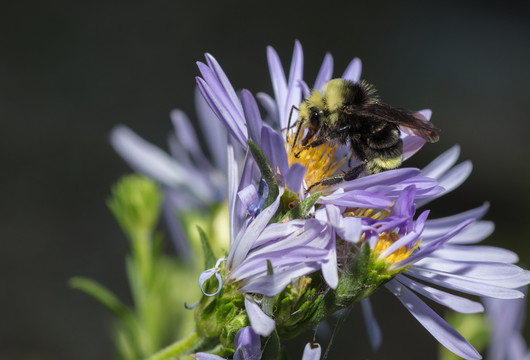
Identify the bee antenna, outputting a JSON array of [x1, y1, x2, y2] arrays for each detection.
[[286, 105, 300, 142]]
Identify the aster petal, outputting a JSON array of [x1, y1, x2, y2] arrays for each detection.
[[167, 133, 193, 168], [395, 219, 474, 268], [413, 258, 523, 280], [204, 54, 244, 116], [241, 262, 322, 296], [282, 40, 304, 129], [426, 202, 489, 226], [110, 125, 213, 202], [336, 168, 421, 192], [321, 235, 338, 288], [162, 194, 190, 258], [385, 280, 481, 360], [302, 343, 321, 360], [228, 195, 281, 269], [406, 268, 524, 299], [300, 80, 311, 98], [227, 140, 239, 244], [420, 145, 461, 179], [238, 184, 259, 213], [196, 76, 248, 148], [194, 87, 228, 171], [256, 92, 280, 127], [422, 203, 490, 236], [261, 126, 289, 175], [395, 275, 484, 314], [402, 135, 427, 160], [230, 246, 328, 281], [267, 46, 288, 113], [285, 163, 307, 193], [416, 161, 473, 208], [341, 57, 362, 83], [241, 89, 263, 147], [244, 296, 275, 336], [169, 110, 203, 159], [233, 326, 261, 360], [424, 220, 494, 245], [199, 268, 223, 296], [430, 245, 519, 264], [252, 220, 306, 248], [336, 216, 362, 243], [251, 220, 326, 255], [361, 298, 382, 350], [319, 189, 393, 209], [314, 52, 334, 90]]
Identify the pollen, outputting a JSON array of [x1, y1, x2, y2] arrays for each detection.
[[372, 231, 421, 266], [285, 133, 344, 190]]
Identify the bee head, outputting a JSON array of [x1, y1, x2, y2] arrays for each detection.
[[293, 90, 326, 148]]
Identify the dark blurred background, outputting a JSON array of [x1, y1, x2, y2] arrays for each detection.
[[1, 1, 529, 359]]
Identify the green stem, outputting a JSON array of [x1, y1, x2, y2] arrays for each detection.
[[147, 332, 203, 360]]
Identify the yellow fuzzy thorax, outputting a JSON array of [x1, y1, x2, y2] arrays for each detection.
[[285, 132, 344, 190], [322, 79, 349, 114]]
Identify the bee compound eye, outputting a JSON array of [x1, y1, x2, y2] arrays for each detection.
[[310, 112, 320, 127]]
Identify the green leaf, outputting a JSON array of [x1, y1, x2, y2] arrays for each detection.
[[70, 277, 131, 320], [262, 260, 275, 317], [197, 225, 217, 269], [248, 140, 279, 209], [261, 330, 282, 360], [280, 192, 321, 222]]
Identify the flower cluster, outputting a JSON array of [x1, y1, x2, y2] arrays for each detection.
[[113, 41, 530, 360]]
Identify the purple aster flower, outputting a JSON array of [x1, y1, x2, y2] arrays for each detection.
[[193, 42, 530, 360], [356, 150, 530, 359], [110, 89, 231, 256]]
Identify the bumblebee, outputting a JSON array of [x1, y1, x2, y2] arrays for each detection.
[[292, 78, 440, 190]]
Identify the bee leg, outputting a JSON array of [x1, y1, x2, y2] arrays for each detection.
[[295, 137, 329, 158], [343, 162, 366, 181], [306, 162, 367, 192], [306, 175, 345, 192]]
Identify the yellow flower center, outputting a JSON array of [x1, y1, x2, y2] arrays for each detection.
[[372, 231, 420, 265], [285, 133, 344, 190]]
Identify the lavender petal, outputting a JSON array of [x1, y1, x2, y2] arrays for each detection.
[[204, 53, 244, 116], [241, 89, 263, 147], [342, 57, 362, 83], [196, 76, 248, 148], [314, 52, 333, 90], [194, 87, 228, 172], [430, 245, 519, 264], [361, 298, 382, 350], [395, 275, 484, 314], [406, 268, 524, 299], [385, 280, 481, 360], [233, 326, 261, 360], [420, 145, 461, 179]]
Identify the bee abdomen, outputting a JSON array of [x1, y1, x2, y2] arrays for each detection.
[[366, 155, 403, 174]]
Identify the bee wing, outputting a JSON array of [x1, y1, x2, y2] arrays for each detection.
[[357, 103, 440, 143]]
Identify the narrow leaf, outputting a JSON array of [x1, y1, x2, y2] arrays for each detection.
[[261, 330, 281, 360], [70, 277, 131, 320], [197, 225, 216, 269], [248, 140, 279, 209]]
